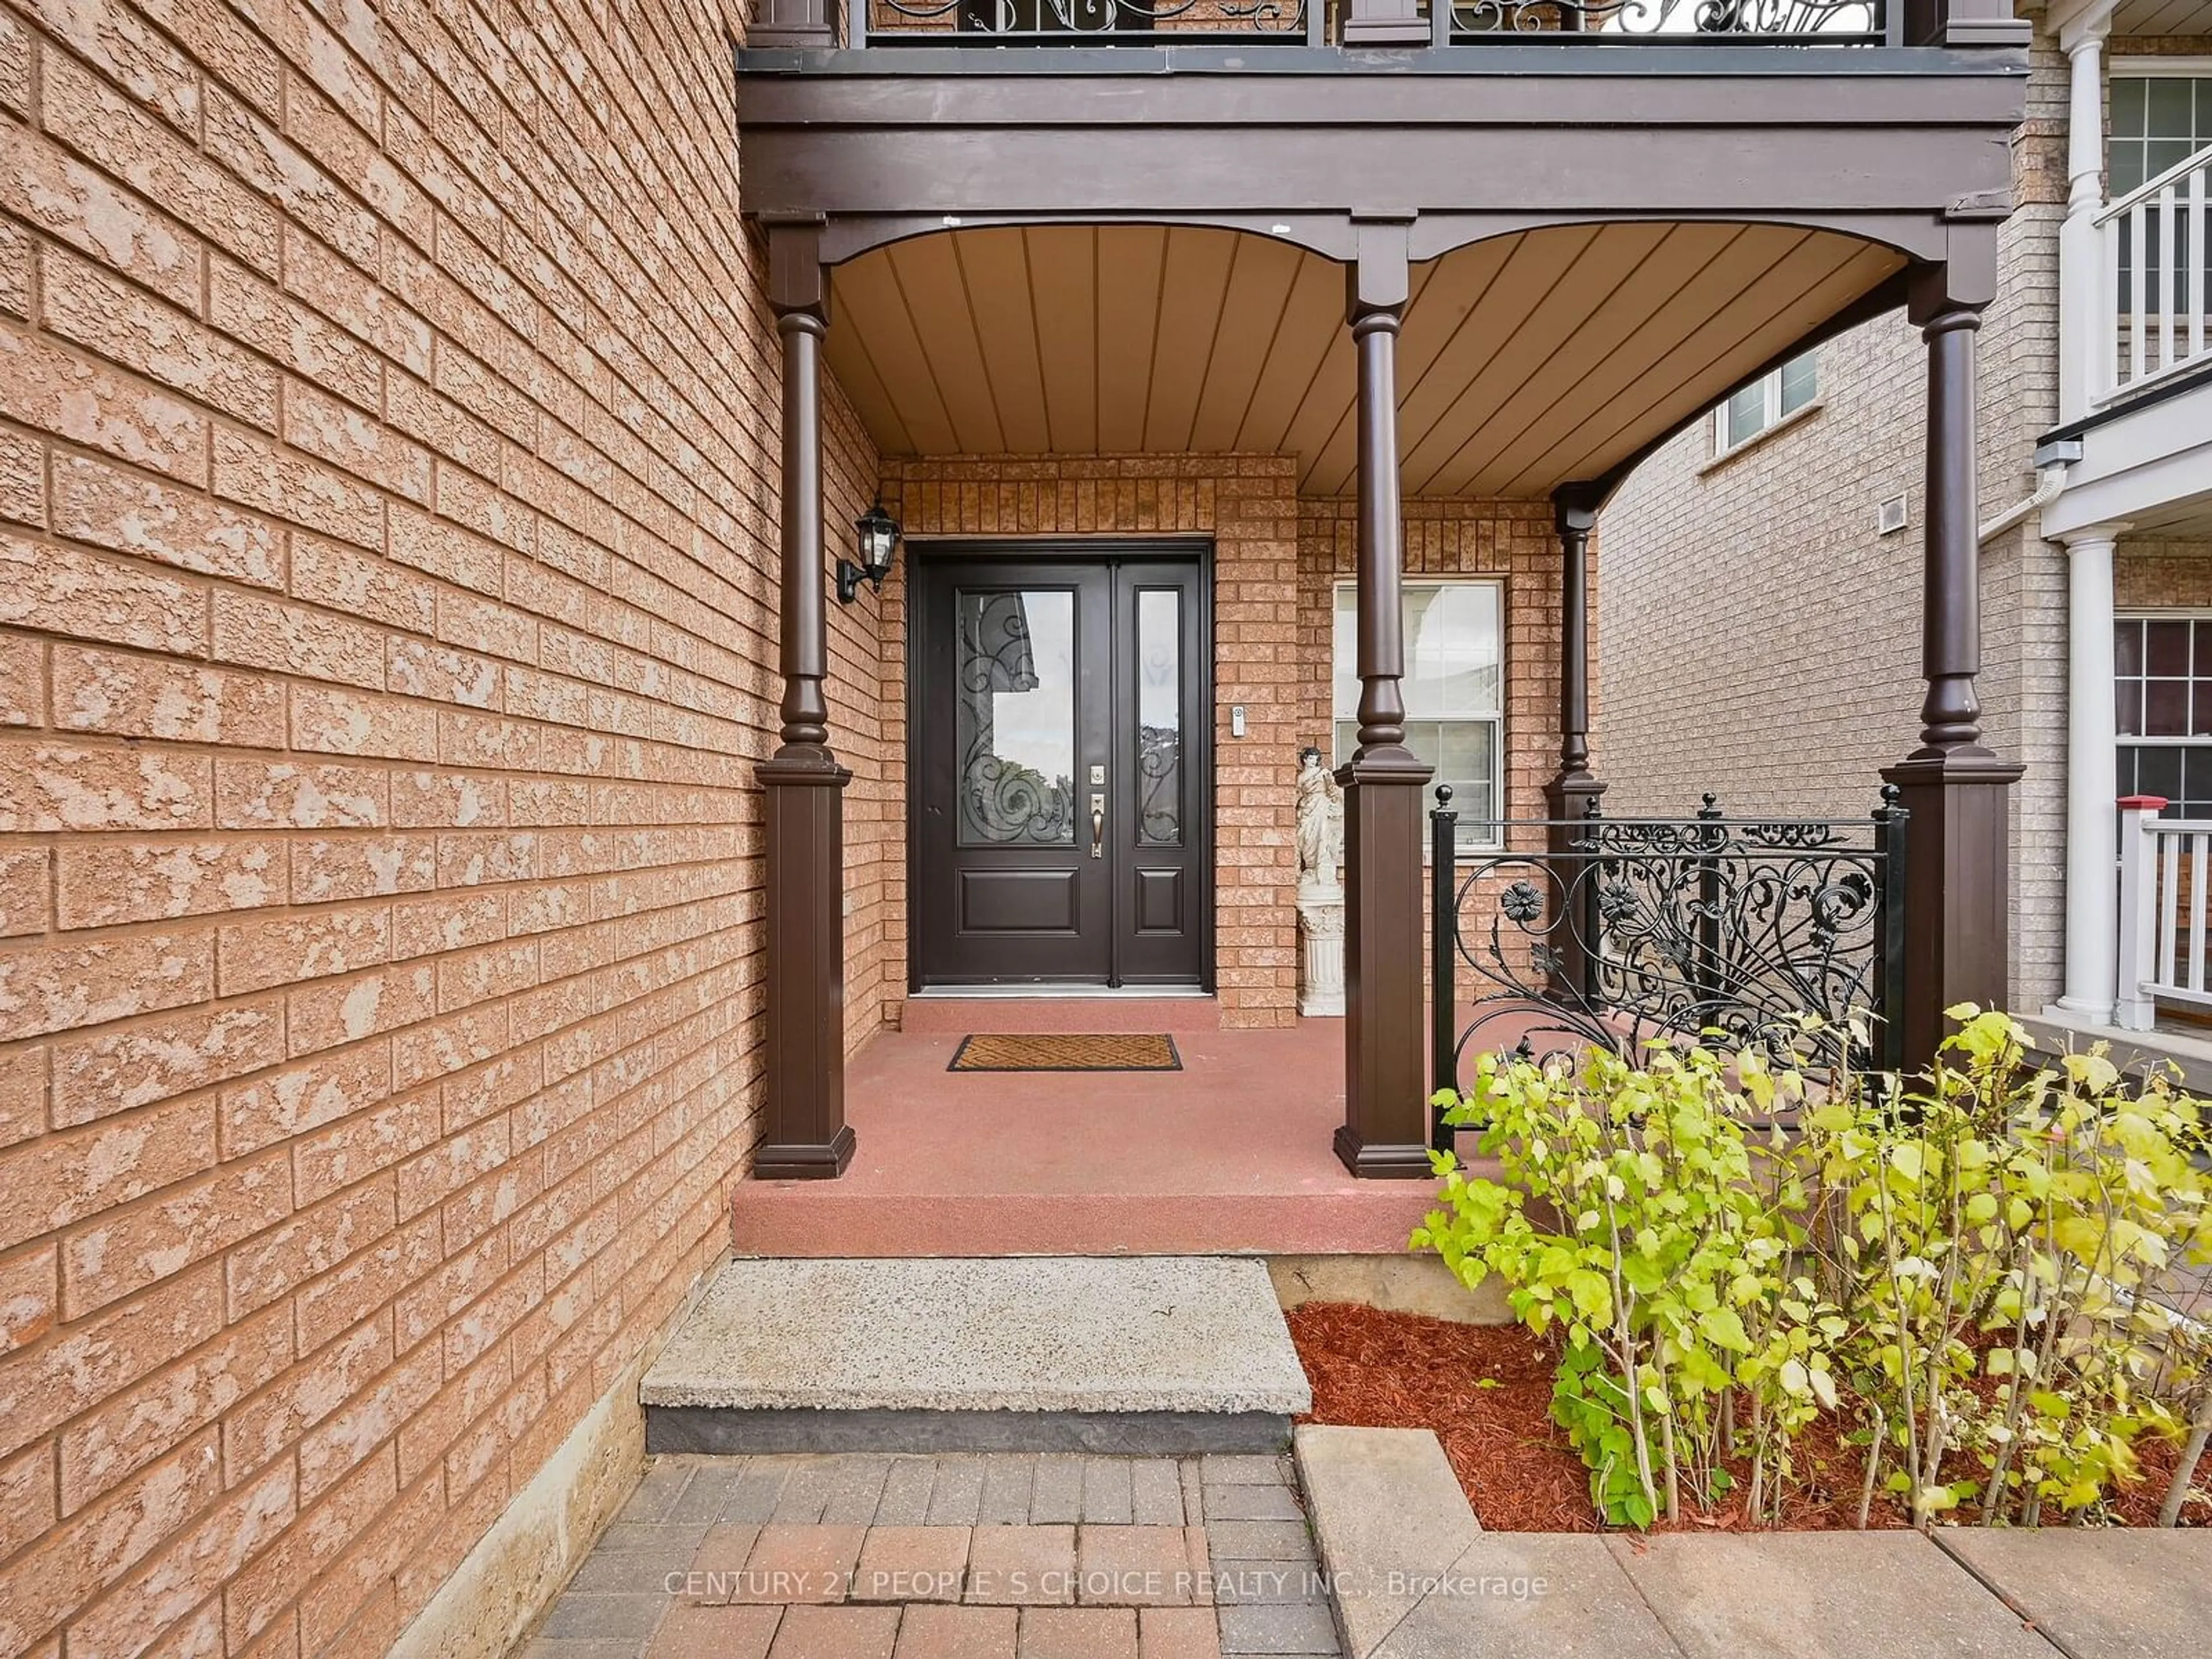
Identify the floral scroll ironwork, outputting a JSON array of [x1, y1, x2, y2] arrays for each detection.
[[1449, 0, 1881, 38], [869, 0, 1310, 40], [1429, 787, 1907, 1115]]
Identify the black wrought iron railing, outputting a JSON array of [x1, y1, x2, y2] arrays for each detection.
[[1445, 0, 1885, 43], [851, 0, 1889, 46], [1429, 786, 1907, 1142]]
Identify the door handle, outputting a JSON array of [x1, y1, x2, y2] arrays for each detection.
[[1090, 793, 1105, 859]]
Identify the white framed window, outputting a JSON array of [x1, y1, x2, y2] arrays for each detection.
[[2108, 67, 2212, 200], [2116, 610, 2212, 819], [1713, 351, 1819, 455], [1332, 579, 1503, 849]]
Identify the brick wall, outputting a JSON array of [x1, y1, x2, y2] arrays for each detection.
[[1594, 22, 2071, 1009], [0, 5, 887, 1658], [879, 456, 1304, 1028], [2116, 541, 2212, 609]]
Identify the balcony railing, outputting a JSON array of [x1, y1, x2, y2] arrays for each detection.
[[2116, 794, 2212, 1030], [848, 0, 1889, 47], [2097, 141, 2212, 407], [1427, 789, 1907, 1124]]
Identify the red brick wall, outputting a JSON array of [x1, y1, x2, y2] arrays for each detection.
[[880, 456, 1304, 1028], [0, 5, 885, 1658]]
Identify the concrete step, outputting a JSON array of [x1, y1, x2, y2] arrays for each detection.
[[642, 1256, 1311, 1455]]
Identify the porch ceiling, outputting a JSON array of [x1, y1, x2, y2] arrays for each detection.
[[823, 221, 1905, 498], [2112, 0, 2212, 33]]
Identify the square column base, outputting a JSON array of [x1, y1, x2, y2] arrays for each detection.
[[1881, 750, 2024, 1074], [1334, 750, 1434, 1179], [757, 751, 855, 1180]]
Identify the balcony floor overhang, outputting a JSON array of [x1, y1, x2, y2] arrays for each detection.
[[741, 41, 2025, 496]]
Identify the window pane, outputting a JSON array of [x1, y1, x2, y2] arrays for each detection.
[[2147, 619, 2191, 676], [1434, 721, 1498, 831], [2146, 139, 2196, 183], [2115, 619, 2143, 677], [1779, 353, 1817, 414], [2182, 748, 2212, 817], [1135, 588, 1181, 846], [955, 588, 1076, 846], [1723, 383, 1765, 448], [2147, 680, 2191, 737], [1333, 718, 1358, 770], [2135, 745, 2185, 802], [2147, 77, 2196, 141], [1403, 583, 1501, 719], [2118, 677, 2143, 737], [1331, 587, 1358, 719], [2114, 77, 2147, 135]]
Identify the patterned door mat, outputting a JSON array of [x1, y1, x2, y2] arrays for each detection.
[[947, 1033, 1183, 1073]]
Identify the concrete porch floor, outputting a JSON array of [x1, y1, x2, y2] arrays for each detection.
[[731, 1014, 1483, 1257]]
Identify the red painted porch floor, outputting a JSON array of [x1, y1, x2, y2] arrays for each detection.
[[731, 1012, 1501, 1257]]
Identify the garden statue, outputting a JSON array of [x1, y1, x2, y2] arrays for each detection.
[[1294, 747, 1346, 1016], [1294, 747, 1343, 897]]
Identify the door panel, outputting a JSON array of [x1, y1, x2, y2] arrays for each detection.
[[911, 547, 1210, 990]]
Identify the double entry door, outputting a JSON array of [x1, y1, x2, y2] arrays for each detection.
[[910, 544, 1210, 991]]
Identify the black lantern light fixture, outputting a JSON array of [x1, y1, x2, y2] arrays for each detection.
[[837, 499, 902, 604]]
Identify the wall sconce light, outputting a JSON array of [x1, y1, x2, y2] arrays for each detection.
[[837, 499, 901, 604]]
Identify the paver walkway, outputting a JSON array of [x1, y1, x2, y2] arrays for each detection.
[[524, 1452, 1343, 1659]]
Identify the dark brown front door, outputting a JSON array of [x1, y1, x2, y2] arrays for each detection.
[[911, 545, 1210, 991]]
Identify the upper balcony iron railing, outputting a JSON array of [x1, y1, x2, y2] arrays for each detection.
[[2096, 141, 2212, 408], [1427, 786, 1907, 1147], [839, 0, 1906, 49]]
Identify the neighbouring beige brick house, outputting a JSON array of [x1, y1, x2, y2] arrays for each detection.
[[1599, 0, 2212, 1040], [0, 3, 2038, 1658]]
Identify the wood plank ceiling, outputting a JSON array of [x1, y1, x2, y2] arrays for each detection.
[[822, 222, 1905, 500], [2112, 0, 2212, 34]]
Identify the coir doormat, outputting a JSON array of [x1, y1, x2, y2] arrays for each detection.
[[947, 1033, 1182, 1073]]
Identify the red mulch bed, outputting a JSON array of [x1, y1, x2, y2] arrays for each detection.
[[1287, 1301, 2209, 1533]]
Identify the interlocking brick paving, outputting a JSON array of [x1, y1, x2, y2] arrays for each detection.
[[523, 1453, 1343, 1659]]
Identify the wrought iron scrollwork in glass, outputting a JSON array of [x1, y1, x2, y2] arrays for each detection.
[[1449, 0, 1881, 40], [956, 589, 1078, 846], [1434, 790, 1906, 1088]]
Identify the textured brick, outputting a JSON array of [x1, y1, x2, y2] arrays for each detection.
[[52, 645, 285, 746], [0, 319, 207, 483], [0, 3, 903, 1653], [57, 836, 286, 929], [49, 451, 282, 589], [41, 245, 278, 429]]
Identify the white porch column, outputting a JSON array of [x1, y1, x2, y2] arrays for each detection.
[[2056, 525, 2128, 1021], [2058, 2, 2116, 423]]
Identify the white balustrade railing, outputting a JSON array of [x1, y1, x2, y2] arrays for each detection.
[[2097, 142, 2212, 406], [2115, 795, 2212, 1030]]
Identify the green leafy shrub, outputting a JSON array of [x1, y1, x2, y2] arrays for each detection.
[[1802, 1007, 2212, 1528], [1417, 1009, 2212, 1530], [1413, 1040, 1838, 1527]]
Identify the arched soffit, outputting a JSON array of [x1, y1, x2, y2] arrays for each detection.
[[823, 220, 1907, 499]]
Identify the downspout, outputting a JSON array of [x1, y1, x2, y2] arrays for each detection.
[[1978, 462, 2069, 543]]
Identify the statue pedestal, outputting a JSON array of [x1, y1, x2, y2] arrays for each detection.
[[1297, 882, 1346, 1018]]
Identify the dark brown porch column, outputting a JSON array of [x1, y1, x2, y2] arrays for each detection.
[[1545, 484, 1607, 821], [756, 219, 855, 1180], [1544, 484, 1608, 1003], [1881, 258, 2023, 1074], [1336, 222, 1433, 1180]]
